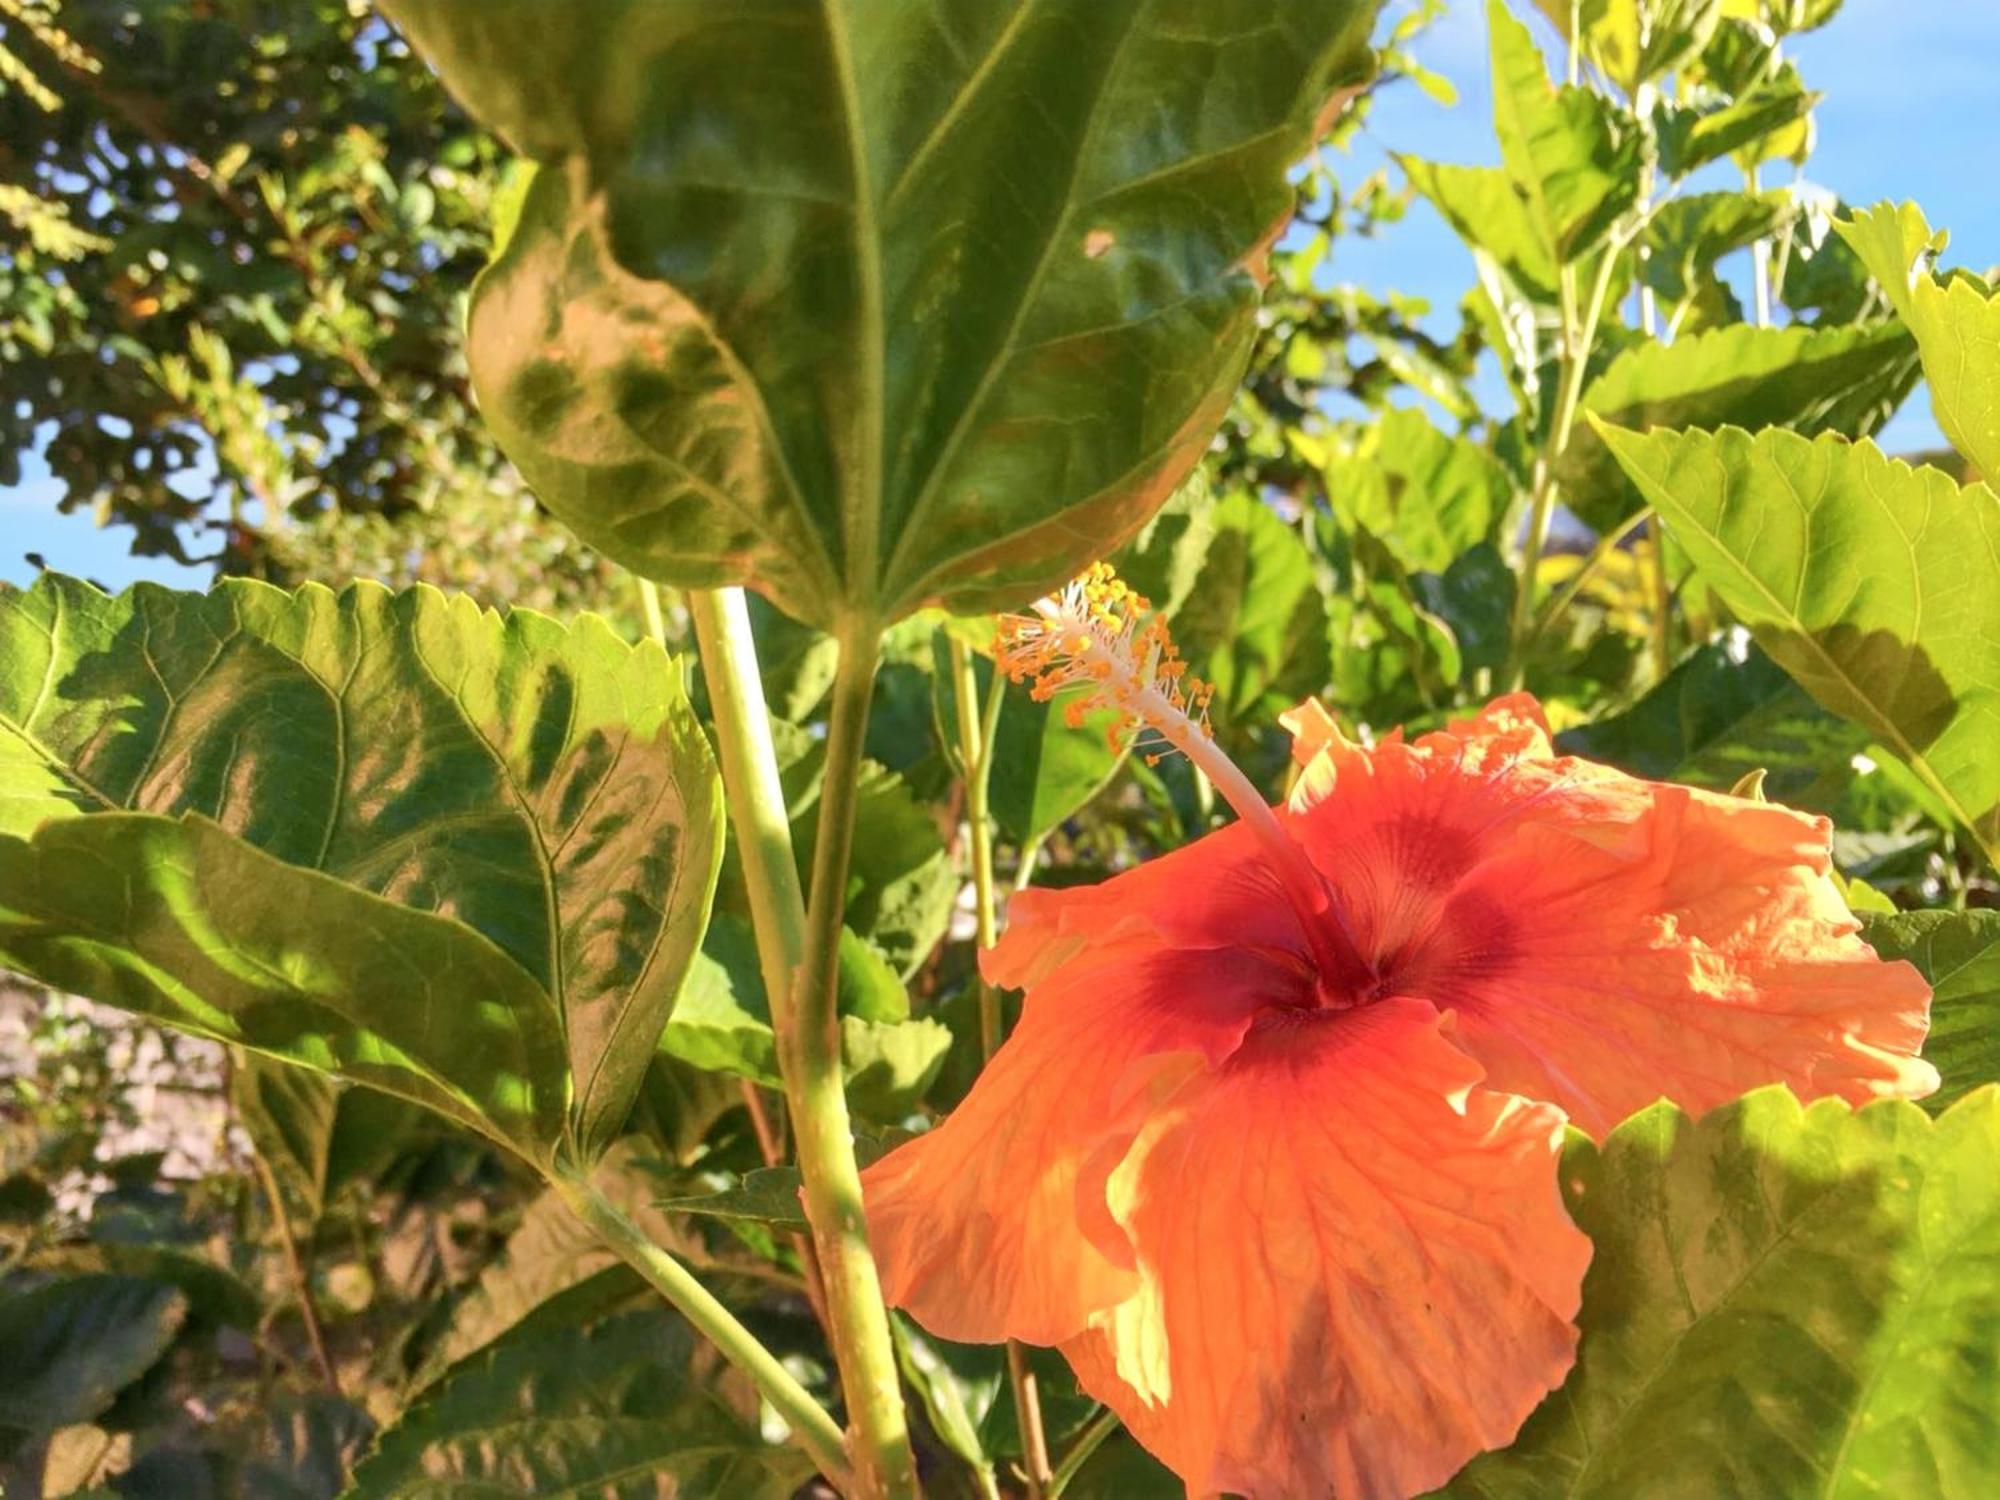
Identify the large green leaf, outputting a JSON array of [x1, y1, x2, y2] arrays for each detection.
[[0, 813, 569, 1158], [1556, 635, 1867, 810], [1837, 202, 2000, 482], [1400, 157, 1559, 305], [1640, 189, 1792, 326], [345, 1309, 811, 1498], [1864, 911, 2000, 1114], [1443, 1086, 2000, 1498], [384, 0, 1381, 628], [1597, 426, 2000, 865], [1564, 322, 1919, 530], [0, 1275, 186, 1435], [0, 576, 724, 1160], [1488, 0, 1640, 262]]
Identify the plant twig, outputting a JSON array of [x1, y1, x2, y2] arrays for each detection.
[[248, 1149, 340, 1397], [947, 635, 1053, 1498]]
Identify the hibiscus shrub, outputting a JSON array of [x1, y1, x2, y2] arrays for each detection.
[[2, 1, 1996, 1497]]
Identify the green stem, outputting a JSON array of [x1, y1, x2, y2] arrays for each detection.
[[946, 637, 1053, 1496], [1509, 241, 1625, 685], [790, 620, 919, 1500], [1524, 505, 1654, 649], [637, 576, 669, 647], [1048, 1408, 1124, 1497], [556, 1171, 853, 1488]]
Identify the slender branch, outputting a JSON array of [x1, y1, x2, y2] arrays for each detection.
[[787, 621, 919, 1500], [1048, 1408, 1124, 1497], [248, 1148, 340, 1397], [947, 636, 1052, 1496], [554, 1172, 853, 1488], [1525, 505, 1655, 649]]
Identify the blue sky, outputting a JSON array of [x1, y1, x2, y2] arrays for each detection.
[[5, 0, 1995, 593]]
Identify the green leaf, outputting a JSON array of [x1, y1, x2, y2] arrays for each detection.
[[1488, 0, 1640, 261], [346, 1309, 812, 1499], [1324, 407, 1509, 575], [1597, 425, 2000, 867], [25, 1244, 260, 1332], [1061, 1433, 1181, 1498], [662, 914, 945, 1119], [1863, 911, 2000, 1114], [1837, 202, 2000, 482], [660, 1131, 910, 1233], [1640, 190, 1792, 321], [1411, 544, 1517, 679], [1564, 322, 1919, 530], [1531, 0, 1722, 94], [0, 813, 570, 1158], [1655, 74, 1817, 177], [233, 1052, 341, 1225], [387, 0, 1381, 628], [0, 576, 725, 1161], [795, 760, 955, 978], [1556, 635, 1867, 811], [932, 643, 1126, 848], [1400, 157, 1559, 305], [1442, 1087, 2000, 1498], [414, 1139, 702, 1389], [1170, 491, 1329, 736], [0, 1275, 186, 1435]]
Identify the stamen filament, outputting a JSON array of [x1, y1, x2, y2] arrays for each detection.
[[997, 565, 1373, 992]]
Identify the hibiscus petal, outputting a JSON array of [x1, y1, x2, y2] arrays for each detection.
[[1061, 996, 1588, 1500], [984, 816, 1302, 991], [1435, 784, 1936, 1135], [861, 945, 1300, 1344], [1279, 694, 1934, 1137]]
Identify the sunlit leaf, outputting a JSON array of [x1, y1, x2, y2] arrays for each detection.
[[346, 1309, 811, 1498], [384, 0, 1381, 627], [1488, 0, 1640, 261], [1837, 202, 2000, 482], [1598, 425, 2000, 867], [1400, 157, 1559, 305], [1324, 407, 1509, 575], [0, 575, 724, 1160], [1444, 1087, 2000, 1497], [1863, 911, 2000, 1114]]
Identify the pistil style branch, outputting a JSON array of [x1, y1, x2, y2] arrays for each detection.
[[997, 564, 1370, 990]]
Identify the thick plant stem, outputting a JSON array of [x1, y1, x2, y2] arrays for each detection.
[[947, 637, 1053, 1497], [790, 622, 920, 1499], [556, 1172, 853, 1488]]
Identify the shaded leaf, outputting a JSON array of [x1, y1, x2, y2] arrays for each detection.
[[1655, 74, 1816, 177], [1863, 911, 2000, 1114], [0, 1275, 186, 1435], [1564, 322, 1919, 530], [25, 1243, 259, 1332], [1411, 544, 1516, 680], [1837, 201, 2000, 481], [345, 1309, 811, 1498], [1556, 634, 1867, 811], [1599, 424, 2000, 866], [389, 0, 1382, 626], [1443, 1087, 2000, 1498], [661, 1132, 910, 1233], [233, 1053, 341, 1225], [794, 761, 955, 977]]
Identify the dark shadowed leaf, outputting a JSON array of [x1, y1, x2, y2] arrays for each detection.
[[1556, 635, 1867, 810], [345, 1309, 811, 1498], [233, 1053, 341, 1226], [1598, 425, 2000, 868], [1863, 911, 2000, 1114], [1563, 322, 1919, 530], [384, 0, 1381, 627], [1443, 1087, 2000, 1498], [0, 1275, 186, 1435]]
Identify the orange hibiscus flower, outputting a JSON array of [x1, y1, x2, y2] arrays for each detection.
[[861, 568, 1935, 1499]]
